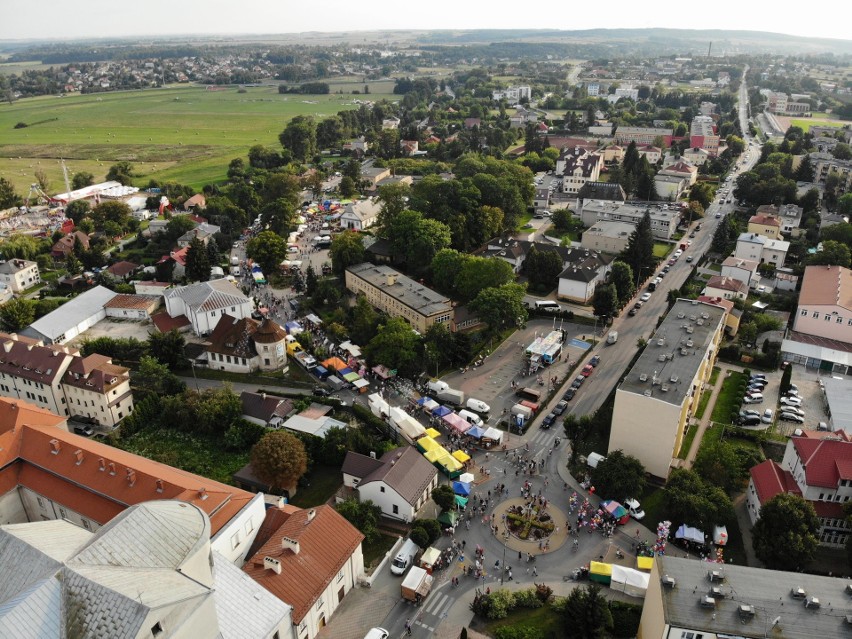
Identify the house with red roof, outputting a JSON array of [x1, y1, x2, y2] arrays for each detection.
[[747, 432, 852, 547]]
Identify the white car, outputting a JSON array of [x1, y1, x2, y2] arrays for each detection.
[[624, 498, 645, 520], [364, 629, 389, 639], [783, 406, 805, 417], [761, 409, 774, 424], [640, 293, 652, 302], [743, 393, 763, 404], [780, 396, 802, 407]]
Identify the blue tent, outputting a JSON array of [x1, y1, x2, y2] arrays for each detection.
[[452, 481, 471, 496], [432, 405, 452, 417], [466, 425, 485, 439]]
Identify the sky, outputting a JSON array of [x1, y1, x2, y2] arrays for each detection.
[[2, 0, 850, 43]]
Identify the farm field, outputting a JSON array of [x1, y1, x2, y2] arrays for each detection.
[[0, 84, 396, 191]]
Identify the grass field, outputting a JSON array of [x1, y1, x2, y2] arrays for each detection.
[[792, 117, 848, 133], [0, 84, 396, 190], [710, 371, 746, 424], [653, 242, 671, 259]]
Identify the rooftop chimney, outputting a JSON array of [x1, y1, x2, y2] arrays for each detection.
[[49, 439, 60, 455], [198, 487, 208, 501], [282, 536, 300, 555], [263, 556, 282, 574], [74, 450, 84, 466], [126, 469, 136, 487], [386, 273, 397, 286]]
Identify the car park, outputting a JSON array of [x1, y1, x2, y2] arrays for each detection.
[[590, 355, 601, 367], [563, 388, 576, 401], [779, 412, 805, 424], [554, 400, 569, 415], [582, 364, 594, 377]]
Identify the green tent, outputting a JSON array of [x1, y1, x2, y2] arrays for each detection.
[[437, 511, 459, 527]]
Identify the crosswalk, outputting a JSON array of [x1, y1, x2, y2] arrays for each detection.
[[415, 588, 456, 632]]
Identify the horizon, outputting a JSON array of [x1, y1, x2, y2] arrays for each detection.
[[2, 0, 851, 45]]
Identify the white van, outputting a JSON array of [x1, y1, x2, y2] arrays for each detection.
[[390, 538, 419, 575], [534, 300, 560, 312], [458, 409, 484, 428], [466, 398, 491, 414]]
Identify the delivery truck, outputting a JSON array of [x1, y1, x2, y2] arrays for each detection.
[[436, 388, 465, 407], [427, 379, 449, 394], [390, 538, 420, 576], [401, 566, 433, 603]]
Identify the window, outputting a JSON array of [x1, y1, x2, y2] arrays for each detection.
[[825, 315, 831, 322], [37, 497, 44, 508], [380, 486, 385, 493], [813, 311, 819, 318], [337, 569, 344, 582], [245, 519, 254, 535], [82, 519, 91, 531], [800, 309, 808, 316], [59, 507, 67, 519], [231, 532, 240, 550], [393, 504, 399, 515], [151, 622, 163, 637], [316, 596, 324, 610], [838, 316, 844, 324]]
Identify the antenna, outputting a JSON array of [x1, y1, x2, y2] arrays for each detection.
[[708, 42, 712, 58]]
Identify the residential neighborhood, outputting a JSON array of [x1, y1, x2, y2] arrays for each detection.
[[2, 19, 852, 639]]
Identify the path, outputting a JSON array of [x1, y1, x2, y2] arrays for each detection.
[[683, 364, 732, 468]]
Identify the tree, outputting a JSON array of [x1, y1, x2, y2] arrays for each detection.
[[71, 172, 95, 190], [339, 176, 357, 198], [106, 161, 134, 186], [689, 182, 713, 210], [432, 485, 455, 511], [523, 246, 563, 295], [424, 322, 456, 374], [365, 317, 422, 379], [619, 211, 654, 277], [710, 216, 735, 254], [337, 499, 383, 543], [456, 256, 516, 303], [430, 249, 468, 296], [609, 261, 635, 306], [592, 283, 618, 321], [834, 143, 852, 161], [590, 450, 646, 501], [795, 155, 815, 182], [246, 230, 288, 275], [0, 298, 35, 331], [250, 431, 309, 493], [664, 468, 734, 533], [278, 115, 317, 163], [838, 193, 852, 217], [329, 230, 365, 277], [780, 362, 793, 395], [470, 283, 528, 332], [64, 200, 91, 225], [350, 294, 379, 345], [808, 239, 851, 267], [185, 236, 212, 282], [65, 252, 82, 275], [91, 200, 132, 231], [389, 210, 452, 275], [693, 440, 745, 494], [0, 177, 22, 210], [377, 182, 411, 237], [752, 493, 819, 571], [562, 584, 613, 639], [147, 329, 187, 369], [316, 115, 344, 150]]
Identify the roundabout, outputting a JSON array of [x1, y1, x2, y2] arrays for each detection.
[[490, 497, 569, 555]]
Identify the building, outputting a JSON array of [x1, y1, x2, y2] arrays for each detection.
[[767, 91, 811, 115], [811, 152, 852, 194], [577, 181, 626, 203], [0, 500, 293, 639], [793, 265, 852, 344], [177, 222, 221, 248], [747, 432, 852, 547], [61, 352, 133, 427], [777, 203, 804, 236], [681, 147, 712, 166], [0, 259, 40, 293], [106, 260, 140, 280], [205, 315, 289, 373], [557, 253, 613, 304], [345, 263, 452, 333], [734, 233, 789, 268], [578, 201, 681, 240], [243, 504, 364, 639], [599, 144, 624, 163], [748, 211, 782, 239], [614, 126, 673, 147], [657, 160, 698, 187], [240, 391, 294, 428], [0, 396, 266, 564], [342, 446, 439, 522], [158, 245, 190, 279], [339, 198, 381, 231], [653, 174, 689, 201], [361, 166, 392, 190], [636, 145, 662, 165], [697, 295, 741, 336], [609, 299, 726, 479], [638, 555, 852, 639], [103, 293, 160, 319], [21, 285, 117, 344], [164, 279, 253, 336], [581, 220, 636, 255], [557, 148, 604, 195], [492, 85, 531, 101], [50, 231, 90, 260], [705, 275, 748, 301], [688, 115, 719, 154], [721, 256, 760, 289]]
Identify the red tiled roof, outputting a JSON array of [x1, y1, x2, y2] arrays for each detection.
[[106, 261, 139, 277], [792, 436, 852, 487], [151, 311, 191, 333], [812, 500, 845, 519], [749, 459, 801, 503], [104, 294, 158, 310], [749, 214, 781, 227], [243, 505, 364, 623]]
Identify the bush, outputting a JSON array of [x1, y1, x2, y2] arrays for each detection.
[[494, 627, 546, 639], [412, 518, 441, 544], [14, 122, 27, 129], [512, 587, 544, 610], [409, 527, 429, 549], [609, 601, 642, 638]]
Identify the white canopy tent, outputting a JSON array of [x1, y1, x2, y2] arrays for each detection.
[[610, 564, 649, 598]]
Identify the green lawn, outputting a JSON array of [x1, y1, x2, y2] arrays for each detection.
[[710, 371, 746, 424], [288, 465, 342, 508], [482, 604, 564, 637], [362, 533, 398, 572], [791, 118, 847, 133], [706, 262, 722, 272], [653, 242, 671, 259], [0, 85, 396, 191], [677, 424, 699, 458], [637, 486, 668, 533]]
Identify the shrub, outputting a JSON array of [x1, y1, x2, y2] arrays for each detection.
[[411, 518, 441, 544], [494, 627, 546, 639], [609, 601, 642, 638], [409, 527, 429, 549], [14, 122, 27, 129], [512, 587, 544, 610]]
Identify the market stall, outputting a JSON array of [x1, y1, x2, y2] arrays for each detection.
[[451, 450, 470, 465], [452, 481, 471, 496], [589, 561, 612, 585], [443, 412, 471, 435], [416, 436, 440, 454], [610, 564, 649, 598], [675, 525, 706, 545], [601, 500, 630, 526], [481, 427, 504, 445]]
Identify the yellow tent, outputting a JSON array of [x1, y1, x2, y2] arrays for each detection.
[[436, 454, 463, 472], [451, 450, 470, 463], [425, 448, 448, 463], [425, 428, 442, 439], [418, 437, 440, 452], [636, 556, 654, 572], [589, 561, 612, 576]]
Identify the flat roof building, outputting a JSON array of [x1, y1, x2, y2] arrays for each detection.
[[579, 200, 682, 240], [20, 285, 117, 344], [345, 263, 453, 333], [609, 299, 726, 479]]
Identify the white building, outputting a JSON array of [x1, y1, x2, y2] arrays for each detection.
[[721, 256, 760, 289], [580, 221, 636, 255], [164, 279, 253, 336], [340, 198, 381, 231], [578, 200, 681, 240], [557, 254, 613, 304], [20, 285, 117, 344], [734, 233, 789, 268], [705, 275, 748, 301], [342, 446, 439, 522], [0, 259, 40, 293], [492, 85, 531, 101]]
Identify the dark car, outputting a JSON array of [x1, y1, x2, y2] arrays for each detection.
[[737, 415, 761, 426], [628, 307, 638, 316], [73, 424, 95, 437], [590, 355, 601, 367], [542, 412, 557, 429], [312, 387, 332, 397], [571, 375, 585, 390], [554, 400, 569, 415], [563, 388, 576, 401]]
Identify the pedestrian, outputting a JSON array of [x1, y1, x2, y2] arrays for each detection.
[[405, 619, 412, 636]]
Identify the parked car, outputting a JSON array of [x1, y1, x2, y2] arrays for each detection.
[[737, 415, 761, 426], [563, 388, 576, 401], [739, 409, 761, 418], [554, 400, 569, 415], [582, 364, 594, 377], [628, 307, 639, 316], [780, 396, 802, 407], [743, 394, 763, 404], [782, 406, 805, 417], [640, 293, 652, 302], [779, 412, 805, 424], [73, 424, 95, 437], [590, 355, 601, 367], [624, 498, 645, 520], [761, 409, 774, 423], [750, 374, 767, 381], [784, 389, 799, 397], [686, 256, 694, 263], [313, 387, 332, 397], [571, 375, 585, 389], [542, 412, 557, 429], [788, 383, 799, 393]]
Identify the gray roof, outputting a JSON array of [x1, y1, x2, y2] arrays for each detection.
[[0, 259, 37, 275], [619, 299, 726, 406], [21, 285, 116, 343], [577, 182, 626, 201], [166, 279, 249, 313], [360, 446, 438, 506], [821, 376, 852, 434], [346, 263, 452, 318], [654, 555, 852, 639]]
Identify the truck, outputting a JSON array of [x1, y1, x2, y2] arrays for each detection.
[[426, 379, 449, 395], [230, 255, 239, 266], [606, 331, 618, 345], [390, 538, 420, 576], [515, 387, 542, 403], [401, 566, 433, 603], [510, 404, 534, 421], [436, 388, 465, 407]]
